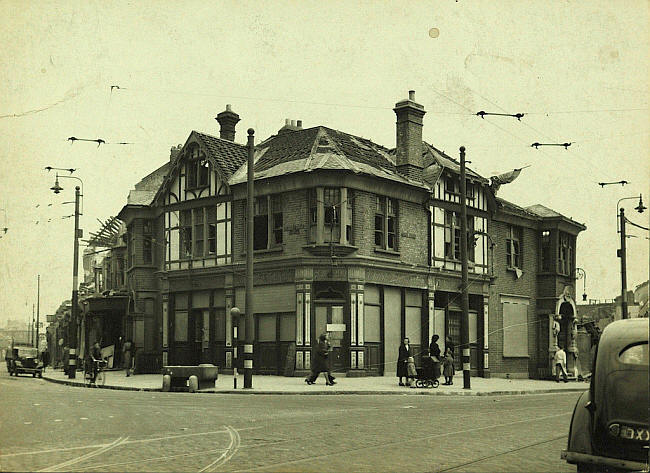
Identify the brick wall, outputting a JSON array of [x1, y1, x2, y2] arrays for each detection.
[[488, 218, 540, 377]]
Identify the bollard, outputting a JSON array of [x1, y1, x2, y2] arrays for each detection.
[[162, 374, 171, 392]]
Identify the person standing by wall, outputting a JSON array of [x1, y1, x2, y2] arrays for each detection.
[[554, 344, 569, 383], [123, 339, 134, 377], [397, 337, 412, 386], [442, 347, 455, 385]]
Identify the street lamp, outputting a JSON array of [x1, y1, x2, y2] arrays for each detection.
[[49, 172, 84, 379], [574, 267, 587, 302], [616, 194, 645, 320], [230, 306, 240, 389]]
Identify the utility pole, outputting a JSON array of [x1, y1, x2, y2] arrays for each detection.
[[68, 186, 81, 378], [459, 146, 471, 390], [31, 304, 35, 346], [36, 274, 40, 351], [619, 207, 628, 319], [244, 129, 255, 389]]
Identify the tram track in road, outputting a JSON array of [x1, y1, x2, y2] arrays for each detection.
[[434, 434, 568, 472], [234, 411, 574, 472], [37, 436, 129, 472]]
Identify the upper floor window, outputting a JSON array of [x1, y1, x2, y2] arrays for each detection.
[[324, 188, 341, 243], [444, 176, 459, 197], [540, 230, 551, 272], [186, 146, 210, 189], [253, 195, 283, 251], [375, 196, 397, 250], [443, 210, 475, 261], [506, 225, 522, 269], [559, 232, 573, 275], [309, 187, 353, 245], [165, 204, 231, 268], [143, 220, 153, 264]]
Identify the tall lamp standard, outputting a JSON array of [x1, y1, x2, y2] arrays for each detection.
[[50, 172, 84, 378], [616, 194, 645, 319]]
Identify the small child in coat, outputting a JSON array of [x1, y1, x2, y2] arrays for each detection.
[[442, 348, 455, 385], [406, 356, 417, 387]]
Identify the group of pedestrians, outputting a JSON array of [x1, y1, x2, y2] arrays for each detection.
[[397, 334, 455, 386]]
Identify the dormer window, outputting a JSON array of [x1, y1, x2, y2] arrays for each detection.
[[186, 146, 209, 189]]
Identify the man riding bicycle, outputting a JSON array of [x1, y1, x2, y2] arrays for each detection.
[[88, 341, 103, 384]]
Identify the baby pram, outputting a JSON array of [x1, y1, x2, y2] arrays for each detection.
[[415, 355, 440, 388]]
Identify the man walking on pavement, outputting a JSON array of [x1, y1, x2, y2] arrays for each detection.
[[554, 344, 569, 383]]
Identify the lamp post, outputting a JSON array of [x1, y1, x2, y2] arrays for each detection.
[[230, 306, 240, 389], [616, 194, 645, 320], [459, 146, 471, 390], [50, 172, 84, 378], [244, 129, 255, 389], [574, 267, 587, 302]]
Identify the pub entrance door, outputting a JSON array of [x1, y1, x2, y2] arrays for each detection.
[[313, 303, 347, 373]]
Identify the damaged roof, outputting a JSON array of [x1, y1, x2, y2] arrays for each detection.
[[421, 142, 488, 184], [229, 126, 424, 188]]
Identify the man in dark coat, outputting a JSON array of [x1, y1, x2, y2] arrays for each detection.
[[397, 337, 412, 386], [305, 333, 336, 385]]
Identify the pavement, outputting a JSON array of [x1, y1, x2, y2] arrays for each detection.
[[42, 368, 587, 395]]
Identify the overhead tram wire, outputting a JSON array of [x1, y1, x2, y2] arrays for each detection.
[[464, 85, 615, 182]]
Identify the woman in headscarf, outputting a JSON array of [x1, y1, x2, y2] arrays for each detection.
[[397, 337, 412, 386], [429, 335, 441, 361]]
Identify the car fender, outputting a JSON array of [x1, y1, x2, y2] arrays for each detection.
[[567, 390, 593, 455]]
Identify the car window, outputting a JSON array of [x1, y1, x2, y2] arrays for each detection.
[[619, 342, 648, 365]]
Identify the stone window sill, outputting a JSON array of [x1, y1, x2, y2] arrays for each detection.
[[374, 247, 400, 256]]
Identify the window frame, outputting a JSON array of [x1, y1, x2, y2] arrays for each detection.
[[506, 225, 522, 270], [185, 146, 210, 190], [375, 195, 398, 251]]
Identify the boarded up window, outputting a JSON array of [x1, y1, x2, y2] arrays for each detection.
[[174, 310, 188, 342], [279, 313, 295, 341], [364, 285, 380, 305], [175, 294, 188, 310], [405, 307, 421, 344], [214, 309, 225, 341], [503, 302, 528, 357], [364, 305, 381, 342], [258, 314, 276, 342], [193, 291, 210, 308]]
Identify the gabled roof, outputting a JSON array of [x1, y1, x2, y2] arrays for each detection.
[[421, 142, 488, 184], [229, 126, 424, 188], [193, 131, 248, 179], [153, 131, 248, 205]]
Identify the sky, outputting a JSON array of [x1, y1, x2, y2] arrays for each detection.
[[0, 1, 648, 328]]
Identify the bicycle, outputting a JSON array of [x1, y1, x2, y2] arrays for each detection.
[[84, 358, 107, 387]]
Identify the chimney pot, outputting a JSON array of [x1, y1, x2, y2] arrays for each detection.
[[409, 90, 416, 101], [215, 105, 240, 141], [291, 120, 296, 127], [285, 118, 290, 125], [297, 120, 302, 128]]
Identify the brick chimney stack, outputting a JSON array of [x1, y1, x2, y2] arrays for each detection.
[[215, 104, 240, 141], [394, 90, 426, 181]]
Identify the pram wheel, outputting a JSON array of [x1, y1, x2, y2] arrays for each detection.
[[415, 379, 425, 388], [432, 379, 440, 388]]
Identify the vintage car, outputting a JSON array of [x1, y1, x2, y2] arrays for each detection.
[[6, 345, 43, 378], [562, 318, 648, 472]]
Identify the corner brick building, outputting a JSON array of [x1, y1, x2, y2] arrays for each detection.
[[89, 91, 585, 379]]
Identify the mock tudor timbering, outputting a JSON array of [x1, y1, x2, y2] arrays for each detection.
[[110, 94, 585, 379]]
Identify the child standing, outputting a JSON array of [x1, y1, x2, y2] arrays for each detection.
[[406, 356, 417, 387], [442, 348, 455, 385]]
